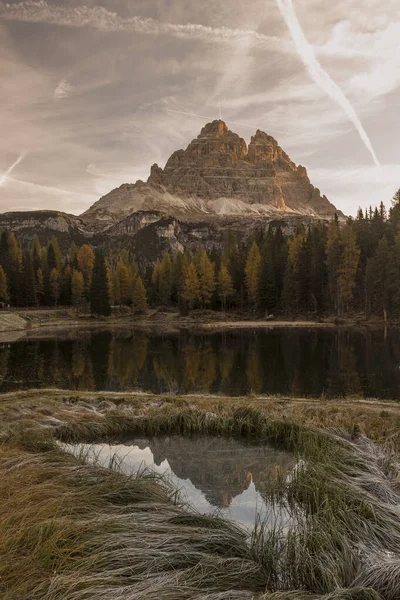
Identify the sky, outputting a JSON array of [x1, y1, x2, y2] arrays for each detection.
[[1, 0, 400, 217]]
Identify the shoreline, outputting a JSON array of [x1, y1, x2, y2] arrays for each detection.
[[0, 308, 392, 341]]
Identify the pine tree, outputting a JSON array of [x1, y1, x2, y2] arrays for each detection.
[[273, 227, 288, 304], [36, 268, 45, 305], [128, 261, 139, 298], [222, 229, 238, 265], [111, 270, 120, 307], [7, 233, 23, 306], [132, 276, 148, 312], [393, 189, 400, 206], [116, 259, 130, 305], [259, 229, 276, 313], [217, 263, 234, 312], [326, 217, 342, 313], [287, 226, 308, 312], [119, 249, 130, 266], [338, 224, 361, 314], [227, 241, 245, 307], [308, 223, 326, 313], [0, 231, 9, 267], [0, 266, 9, 304], [90, 250, 111, 316], [245, 241, 261, 309], [159, 251, 173, 306], [366, 237, 394, 321], [22, 251, 38, 307], [47, 237, 62, 272], [197, 251, 215, 308], [151, 259, 161, 304], [32, 234, 42, 273], [390, 189, 400, 232], [61, 264, 72, 305], [49, 268, 61, 306], [47, 243, 56, 273], [391, 236, 400, 319], [77, 244, 95, 297], [172, 251, 185, 302], [71, 269, 84, 314], [106, 266, 114, 308], [68, 242, 79, 268], [379, 201, 387, 222], [182, 262, 200, 310], [281, 259, 295, 317]]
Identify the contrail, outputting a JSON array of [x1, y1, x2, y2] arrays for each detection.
[[0, 152, 27, 186], [0, 1, 285, 51], [275, 0, 380, 168], [166, 108, 217, 122], [217, 91, 223, 121]]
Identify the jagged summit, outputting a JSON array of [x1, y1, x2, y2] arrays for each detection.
[[82, 120, 340, 224], [199, 119, 230, 137]]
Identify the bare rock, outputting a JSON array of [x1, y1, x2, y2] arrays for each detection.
[[83, 120, 342, 225]]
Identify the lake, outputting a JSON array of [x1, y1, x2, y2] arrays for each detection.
[[1, 326, 400, 398], [63, 435, 297, 529]]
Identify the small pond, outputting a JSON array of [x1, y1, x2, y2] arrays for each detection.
[[64, 435, 297, 529]]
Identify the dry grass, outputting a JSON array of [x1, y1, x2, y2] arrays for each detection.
[[1, 390, 400, 599], [1, 389, 400, 450]]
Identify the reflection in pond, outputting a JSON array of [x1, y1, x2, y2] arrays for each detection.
[[64, 436, 296, 529], [1, 327, 400, 397]]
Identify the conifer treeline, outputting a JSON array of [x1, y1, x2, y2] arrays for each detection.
[[1, 195, 400, 319]]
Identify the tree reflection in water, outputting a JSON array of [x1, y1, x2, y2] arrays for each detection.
[[1, 327, 400, 398]]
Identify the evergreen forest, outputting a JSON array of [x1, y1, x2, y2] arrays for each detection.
[[1, 195, 400, 320]]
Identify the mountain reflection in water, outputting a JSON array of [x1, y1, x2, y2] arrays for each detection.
[[1, 327, 400, 397], [65, 436, 297, 529]]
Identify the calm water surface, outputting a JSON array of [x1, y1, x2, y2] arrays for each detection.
[[65, 436, 296, 529], [1, 327, 400, 398]]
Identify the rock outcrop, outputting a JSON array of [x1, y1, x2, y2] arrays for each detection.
[[83, 120, 341, 224]]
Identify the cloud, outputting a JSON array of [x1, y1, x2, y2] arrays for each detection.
[[0, 0, 286, 50], [54, 77, 73, 100], [308, 163, 400, 215], [275, 0, 380, 168], [317, 21, 400, 101], [0, 151, 27, 186], [86, 163, 104, 177], [0, 175, 97, 214], [312, 163, 400, 187]]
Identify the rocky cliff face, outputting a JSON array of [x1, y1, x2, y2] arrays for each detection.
[[83, 120, 340, 224]]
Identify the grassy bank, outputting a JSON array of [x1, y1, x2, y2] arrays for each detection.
[[1, 391, 400, 599]]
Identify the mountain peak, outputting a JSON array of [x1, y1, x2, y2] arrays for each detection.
[[83, 120, 342, 224], [252, 129, 278, 145], [199, 120, 229, 138]]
